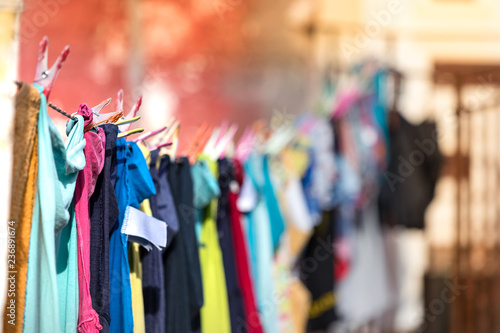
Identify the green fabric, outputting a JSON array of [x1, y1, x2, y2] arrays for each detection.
[[56, 203, 79, 333], [56, 114, 87, 333], [194, 155, 231, 333]]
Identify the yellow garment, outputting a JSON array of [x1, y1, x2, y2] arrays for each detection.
[[198, 156, 231, 333], [129, 241, 145, 333], [129, 200, 154, 333], [280, 135, 310, 178], [128, 144, 152, 333]]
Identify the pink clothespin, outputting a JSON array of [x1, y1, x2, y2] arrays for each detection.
[[215, 121, 229, 147], [133, 126, 168, 143], [148, 141, 173, 151], [215, 124, 238, 159], [332, 90, 359, 120], [119, 95, 143, 132], [34, 36, 70, 99], [116, 89, 124, 113], [235, 128, 255, 161], [93, 89, 140, 128]]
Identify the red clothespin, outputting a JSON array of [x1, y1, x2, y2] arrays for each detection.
[[34, 36, 70, 99], [185, 123, 212, 163]]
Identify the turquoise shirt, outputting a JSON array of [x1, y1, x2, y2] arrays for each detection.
[[24, 84, 86, 332], [244, 153, 279, 333]]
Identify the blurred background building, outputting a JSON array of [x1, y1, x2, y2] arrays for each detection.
[[3, 0, 500, 332]]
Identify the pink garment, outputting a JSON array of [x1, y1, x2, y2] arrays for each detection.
[[333, 90, 359, 119], [75, 104, 106, 332]]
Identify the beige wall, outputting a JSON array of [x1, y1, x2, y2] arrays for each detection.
[[0, 1, 21, 330]]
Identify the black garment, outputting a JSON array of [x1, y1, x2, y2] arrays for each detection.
[[298, 209, 338, 331], [88, 124, 120, 332], [217, 159, 247, 333], [378, 113, 442, 229], [164, 157, 204, 333], [141, 151, 168, 333]]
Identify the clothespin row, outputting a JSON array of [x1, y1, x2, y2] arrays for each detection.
[[131, 118, 179, 152], [148, 120, 180, 152], [22, 36, 145, 138], [234, 127, 256, 161], [21, 36, 298, 156], [131, 125, 170, 148], [181, 114, 297, 165], [133, 126, 168, 143]]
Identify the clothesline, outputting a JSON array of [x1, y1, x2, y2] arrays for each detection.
[[4, 36, 443, 333]]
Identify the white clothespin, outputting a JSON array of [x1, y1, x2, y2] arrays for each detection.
[[34, 36, 70, 99]]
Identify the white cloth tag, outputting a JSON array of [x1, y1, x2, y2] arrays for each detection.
[[121, 206, 167, 251]]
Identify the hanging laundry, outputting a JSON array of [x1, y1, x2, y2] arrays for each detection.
[[217, 158, 247, 333], [74, 103, 106, 333], [128, 143, 165, 333], [109, 139, 156, 333], [335, 201, 393, 328], [129, 239, 146, 333], [297, 209, 338, 332], [4, 82, 40, 333], [164, 156, 204, 333], [228, 159, 264, 333], [88, 124, 120, 333], [5, 46, 444, 333], [242, 152, 279, 333], [24, 86, 87, 332], [193, 156, 231, 333], [57, 115, 87, 333], [378, 113, 442, 229], [141, 150, 176, 333]]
